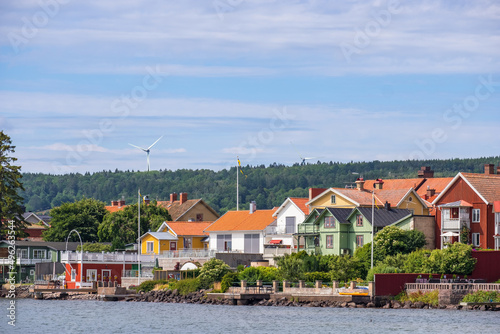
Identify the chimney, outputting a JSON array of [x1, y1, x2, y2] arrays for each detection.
[[418, 166, 434, 178], [249, 201, 257, 214], [118, 199, 125, 207], [309, 188, 327, 201], [355, 178, 365, 191], [170, 193, 178, 203], [374, 179, 384, 190], [426, 185, 436, 199], [485, 163, 495, 175], [111, 200, 119, 206], [384, 201, 391, 211], [179, 193, 188, 204], [143, 195, 150, 205]]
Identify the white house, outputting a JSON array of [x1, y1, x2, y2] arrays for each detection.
[[266, 197, 309, 247]]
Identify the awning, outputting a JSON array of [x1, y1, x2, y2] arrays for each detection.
[[269, 239, 282, 245], [441, 231, 460, 237], [200, 237, 209, 243]]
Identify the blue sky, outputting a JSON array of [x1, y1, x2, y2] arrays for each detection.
[[1, 0, 499, 174]]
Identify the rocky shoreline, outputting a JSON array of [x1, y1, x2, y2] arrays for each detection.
[[2, 287, 498, 311]]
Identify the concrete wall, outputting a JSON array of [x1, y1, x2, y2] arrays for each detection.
[[216, 253, 263, 268], [411, 215, 436, 250]]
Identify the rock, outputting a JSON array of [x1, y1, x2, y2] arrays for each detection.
[[414, 301, 425, 309], [347, 302, 357, 308], [480, 305, 487, 311], [366, 302, 375, 308], [392, 302, 402, 309]]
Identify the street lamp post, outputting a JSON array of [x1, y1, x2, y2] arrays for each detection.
[[66, 229, 83, 288]]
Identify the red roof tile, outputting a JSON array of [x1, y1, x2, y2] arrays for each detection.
[[461, 173, 500, 204], [165, 222, 212, 236], [289, 198, 309, 214]]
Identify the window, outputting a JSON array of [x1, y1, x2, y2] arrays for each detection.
[[356, 235, 364, 248], [183, 237, 192, 249], [196, 213, 204, 221], [324, 216, 335, 228], [71, 269, 76, 281], [33, 249, 46, 259], [472, 233, 480, 247], [472, 209, 480, 223], [356, 215, 363, 227], [87, 269, 97, 282], [217, 234, 232, 251], [30, 269, 35, 276], [408, 196, 413, 202], [326, 235, 333, 249], [450, 208, 459, 219], [17, 249, 28, 259], [331, 195, 336, 204], [285, 217, 296, 234], [244, 234, 260, 253], [146, 241, 154, 253]]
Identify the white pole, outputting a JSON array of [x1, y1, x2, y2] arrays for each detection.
[[138, 189, 141, 285], [236, 157, 239, 211], [371, 191, 374, 270]]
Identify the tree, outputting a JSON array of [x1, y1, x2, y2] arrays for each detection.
[[0, 131, 25, 234], [275, 253, 305, 281], [329, 255, 365, 282], [43, 198, 107, 242], [197, 258, 230, 289], [374, 226, 426, 258], [77, 242, 112, 252], [97, 201, 171, 245], [423, 243, 477, 275]]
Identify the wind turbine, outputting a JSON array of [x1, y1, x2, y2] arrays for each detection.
[[129, 136, 163, 172], [290, 141, 320, 165]]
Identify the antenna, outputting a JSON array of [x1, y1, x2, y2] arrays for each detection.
[[129, 135, 163, 172]]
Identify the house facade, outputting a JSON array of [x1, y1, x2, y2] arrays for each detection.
[[432, 164, 500, 249], [157, 193, 219, 222], [267, 197, 308, 247], [205, 206, 276, 254], [297, 206, 413, 256]]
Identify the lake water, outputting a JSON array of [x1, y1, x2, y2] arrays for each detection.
[[1, 299, 500, 333]]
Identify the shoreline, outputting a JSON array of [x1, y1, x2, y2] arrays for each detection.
[[2, 286, 499, 311]]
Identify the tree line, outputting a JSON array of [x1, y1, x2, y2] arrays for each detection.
[[21, 156, 500, 215]]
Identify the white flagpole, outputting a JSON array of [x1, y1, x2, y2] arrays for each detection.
[[236, 157, 239, 211], [371, 190, 374, 270], [138, 188, 141, 285]]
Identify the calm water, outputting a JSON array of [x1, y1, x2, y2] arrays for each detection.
[[1, 299, 500, 333]]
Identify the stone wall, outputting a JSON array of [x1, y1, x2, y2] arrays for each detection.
[[215, 253, 263, 267]]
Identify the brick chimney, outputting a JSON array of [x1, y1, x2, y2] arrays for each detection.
[[170, 193, 178, 203], [485, 164, 495, 175], [426, 185, 435, 199], [309, 188, 327, 201], [179, 192, 188, 204], [355, 178, 365, 191], [111, 200, 119, 206], [418, 166, 434, 178], [374, 179, 384, 190], [118, 199, 125, 207]]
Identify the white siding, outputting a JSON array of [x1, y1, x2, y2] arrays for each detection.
[[274, 200, 306, 245]]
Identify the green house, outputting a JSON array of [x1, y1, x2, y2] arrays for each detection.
[[296, 206, 413, 256]]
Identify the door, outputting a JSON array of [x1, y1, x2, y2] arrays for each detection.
[[87, 269, 97, 282], [170, 241, 177, 251], [102, 269, 111, 281]]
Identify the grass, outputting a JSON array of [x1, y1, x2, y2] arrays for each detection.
[[397, 290, 439, 307], [462, 290, 500, 303]]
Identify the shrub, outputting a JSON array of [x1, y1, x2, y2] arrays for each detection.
[[403, 249, 431, 273], [330, 255, 364, 282], [220, 272, 240, 292], [304, 271, 331, 283], [275, 254, 305, 281], [137, 279, 168, 292], [171, 278, 201, 295], [366, 264, 399, 282], [423, 243, 476, 275], [198, 258, 230, 289], [462, 290, 500, 303], [398, 290, 439, 307]]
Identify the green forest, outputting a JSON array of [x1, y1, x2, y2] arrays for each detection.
[[20, 156, 500, 215]]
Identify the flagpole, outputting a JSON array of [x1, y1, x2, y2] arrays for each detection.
[[138, 188, 141, 285], [236, 157, 239, 211], [371, 190, 374, 270]]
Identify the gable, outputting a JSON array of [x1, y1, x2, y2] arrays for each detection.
[[308, 189, 358, 208], [433, 174, 488, 205]]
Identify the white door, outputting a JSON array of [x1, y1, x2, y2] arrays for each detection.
[[87, 269, 97, 282]]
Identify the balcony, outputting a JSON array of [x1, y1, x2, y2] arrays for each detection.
[[159, 249, 216, 259], [297, 224, 319, 235], [61, 251, 156, 263], [0, 258, 53, 265]]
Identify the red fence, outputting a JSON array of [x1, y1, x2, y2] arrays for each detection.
[[374, 251, 500, 296]]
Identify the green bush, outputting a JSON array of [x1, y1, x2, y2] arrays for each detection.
[[220, 272, 240, 293], [197, 258, 230, 289], [304, 271, 331, 283], [462, 290, 500, 303], [329, 255, 364, 282], [366, 264, 399, 282], [398, 290, 438, 307], [403, 249, 431, 273], [275, 254, 305, 281], [137, 279, 168, 292], [171, 278, 201, 295], [423, 243, 476, 275]]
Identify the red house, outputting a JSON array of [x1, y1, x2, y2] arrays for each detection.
[[432, 164, 500, 250]]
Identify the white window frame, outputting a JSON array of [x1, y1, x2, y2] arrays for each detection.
[[33, 249, 46, 259], [472, 233, 480, 247], [71, 269, 76, 281], [146, 241, 154, 253], [472, 209, 480, 223], [87, 269, 97, 282], [17, 249, 28, 259], [183, 237, 193, 249]]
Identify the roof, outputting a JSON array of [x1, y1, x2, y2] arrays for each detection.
[[163, 222, 212, 236], [0, 240, 80, 251], [433, 172, 500, 205], [324, 208, 352, 224], [438, 200, 473, 208], [105, 205, 128, 213], [364, 178, 425, 191], [205, 209, 276, 232], [494, 201, 500, 213], [157, 199, 219, 221], [141, 232, 178, 241], [273, 197, 309, 217], [353, 207, 413, 228], [415, 177, 454, 202]]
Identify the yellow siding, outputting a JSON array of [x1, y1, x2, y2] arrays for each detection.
[[178, 203, 219, 222], [309, 192, 356, 210], [396, 193, 429, 215], [192, 237, 205, 249], [141, 234, 159, 255]]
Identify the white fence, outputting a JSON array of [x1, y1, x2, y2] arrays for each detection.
[[61, 251, 156, 263], [159, 249, 216, 258]]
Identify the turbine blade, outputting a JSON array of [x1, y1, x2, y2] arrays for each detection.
[[129, 143, 147, 151], [148, 135, 164, 150]]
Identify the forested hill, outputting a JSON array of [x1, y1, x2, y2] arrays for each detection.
[[20, 157, 500, 214]]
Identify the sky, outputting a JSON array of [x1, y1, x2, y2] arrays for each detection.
[[1, 0, 499, 174]]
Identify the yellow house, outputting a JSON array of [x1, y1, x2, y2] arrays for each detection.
[[307, 178, 429, 215], [141, 221, 211, 255]]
